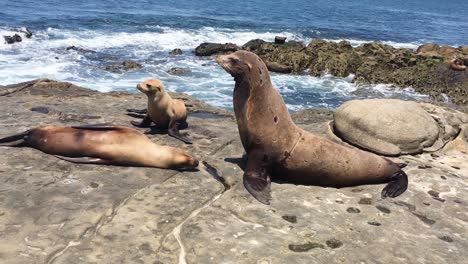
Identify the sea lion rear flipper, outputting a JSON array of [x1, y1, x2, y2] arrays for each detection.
[[55, 155, 111, 164], [243, 149, 271, 205], [72, 123, 120, 130], [168, 120, 192, 144], [131, 115, 152, 128], [381, 170, 408, 198], [0, 130, 30, 147]]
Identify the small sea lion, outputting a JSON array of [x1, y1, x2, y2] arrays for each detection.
[[216, 50, 408, 205], [130, 79, 192, 144], [0, 124, 198, 170], [450, 58, 466, 71]]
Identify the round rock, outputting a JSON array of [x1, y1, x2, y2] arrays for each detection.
[[333, 99, 439, 155]]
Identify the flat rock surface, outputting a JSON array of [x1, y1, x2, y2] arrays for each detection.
[[0, 80, 467, 264]]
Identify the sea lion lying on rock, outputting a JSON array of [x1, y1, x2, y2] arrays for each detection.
[[216, 50, 408, 205], [130, 78, 192, 144], [0, 124, 198, 170]]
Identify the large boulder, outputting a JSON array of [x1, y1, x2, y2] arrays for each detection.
[[332, 99, 448, 155], [194, 43, 240, 56]]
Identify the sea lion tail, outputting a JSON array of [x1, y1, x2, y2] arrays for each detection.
[[381, 169, 408, 198], [0, 130, 30, 147]]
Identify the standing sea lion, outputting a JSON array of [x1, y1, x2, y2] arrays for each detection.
[[216, 51, 408, 205], [0, 124, 198, 170], [130, 78, 192, 144]]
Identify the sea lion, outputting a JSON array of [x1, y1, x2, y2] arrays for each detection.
[[450, 58, 466, 71], [216, 50, 408, 205], [0, 124, 198, 170], [130, 78, 192, 144]]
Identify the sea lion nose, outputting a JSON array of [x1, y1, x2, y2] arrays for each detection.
[[215, 54, 229, 65], [190, 158, 199, 167]]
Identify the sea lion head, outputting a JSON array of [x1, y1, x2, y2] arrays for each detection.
[[216, 51, 269, 85], [172, 151, 199, 169], [137, 78, 166, 98]]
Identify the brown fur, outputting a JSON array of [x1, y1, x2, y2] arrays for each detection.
[[136, 79, 187, 129], [0, 125, 198, 169], [217, 51, 407, 204]]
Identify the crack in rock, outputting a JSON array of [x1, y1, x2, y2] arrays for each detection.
[[47, 171, 179, 263], [170, 166, 231, 264]]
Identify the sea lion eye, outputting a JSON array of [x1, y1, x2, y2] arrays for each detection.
[[146, 83, 152, 89], [229, 57, 239, 64]]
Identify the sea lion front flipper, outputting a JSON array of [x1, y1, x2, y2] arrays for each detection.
[[168, 119, 192, 144], [243, 149, 271, 205], [55, 156, 111, 164], [72, 123, 120, 130], [381, 170, 408, 198], [131, 115, 152, 128]]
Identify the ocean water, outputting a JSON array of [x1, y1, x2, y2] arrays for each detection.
[[1, 0, 467, 110]]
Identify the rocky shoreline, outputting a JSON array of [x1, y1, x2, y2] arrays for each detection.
[[195, 38, 468, 109], [0, 79, 467, 263]]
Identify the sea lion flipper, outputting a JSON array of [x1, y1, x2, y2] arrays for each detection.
[[243, 149, 271, 205], [127, 108, 147, 114], [55, 155, 110, 164], [381, 170, 408, 198], [244, 171, 271, 205], [168, 120, 192, 144], [131, 115, 152, 128], [72, 123, 119, 130], [0, 130, 30, 147]]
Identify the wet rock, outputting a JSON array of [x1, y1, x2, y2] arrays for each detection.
[[4, 34, 22, 44], [66, 46, 96, 54], [274, 36, 287, 44], [195, 42, 240, 56], [105, 60, 143, 73], [167, 67, 191, 75], [169, 48, 183, 55]]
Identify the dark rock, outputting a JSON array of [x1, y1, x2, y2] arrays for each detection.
[[367, 221, 381, 226], [169, 48, 183, 55], [167, 67, 191, 75], [274, 36, 287, 44], [288, 242, 324, 252], [346, 207, 360, 213], [376, 205, 391, 214], [194, 42, 240, 56], [66, 46, 96, 54], [438, 236, 453, 243], [15, 27, 33, 38], [281, 215, 297, 223], [326, 239, 343, 249], [358, 198, 372, 205], [242, 39, 266, 51], [412, 212, 436, 225], [105, 60, 143, 73], [4, 34, 22, 44]]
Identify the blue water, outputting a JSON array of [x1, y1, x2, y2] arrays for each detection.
[[1, 0, 466, 109]]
